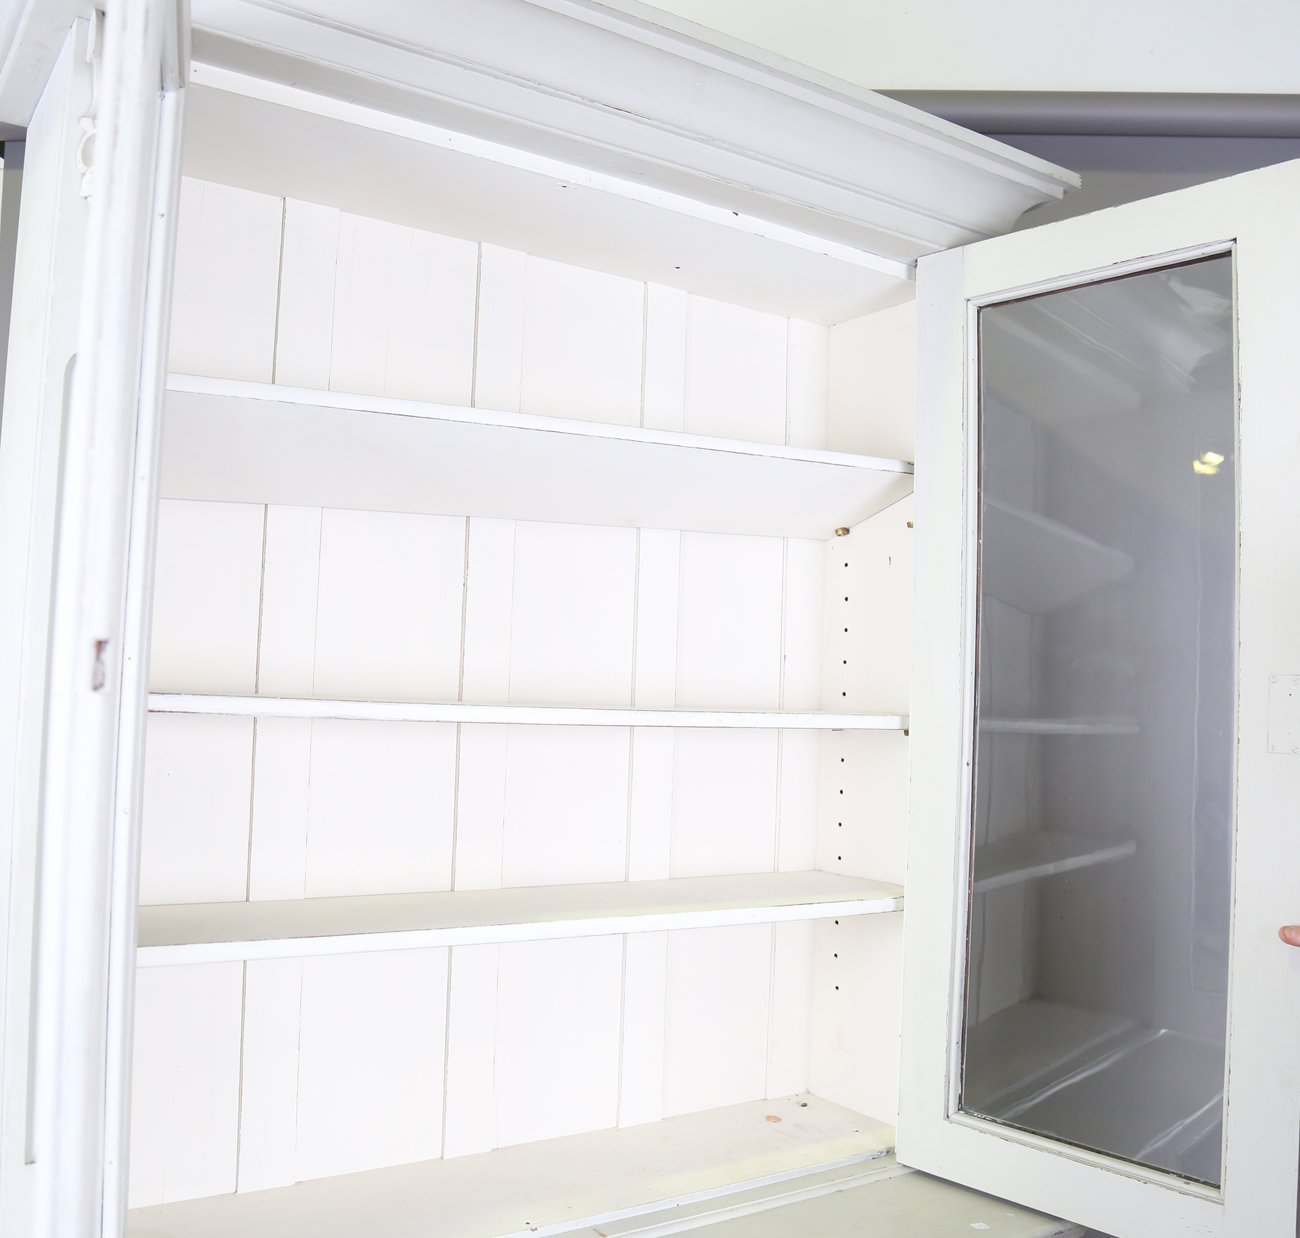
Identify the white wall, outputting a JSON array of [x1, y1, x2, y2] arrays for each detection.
[[637, 0, 1300, 94]]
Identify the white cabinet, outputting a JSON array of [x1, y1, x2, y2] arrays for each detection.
[[0, 4, 1294, 1238]]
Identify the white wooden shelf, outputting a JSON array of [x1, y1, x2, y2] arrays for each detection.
[[137, 871, 903, 967], [160, 375, 914, 539], [125, 1095, 896, 1238], [147, 693, 907, 731], [973, 832, 1137, 895], [981, 497, 1133, 615], [980, 716, 1138, 736]]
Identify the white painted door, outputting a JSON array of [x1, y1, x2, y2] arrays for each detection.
[[899, 159, 1300, 1238]]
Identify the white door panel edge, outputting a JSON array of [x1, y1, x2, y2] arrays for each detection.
[[21, 3, 186, 1236], [900, 159, 1300, 1238]]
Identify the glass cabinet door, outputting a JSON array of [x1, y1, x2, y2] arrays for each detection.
[[900, 160, 1300, 1238], [962, 256, 1235, 1186]]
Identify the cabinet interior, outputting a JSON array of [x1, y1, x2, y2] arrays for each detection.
[[124, 69, 920, 1237]]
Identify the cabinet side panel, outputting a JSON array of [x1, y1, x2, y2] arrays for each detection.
[[828, 299, 917, 461]]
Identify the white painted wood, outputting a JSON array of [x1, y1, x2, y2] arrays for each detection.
[[461, 517, 516, 705], [0, 26, 91, 1230], [254, 504, 321, 698], [304, 719, 456, 897], [901, 163, 1300, 1238], [148, 498, 264, 695], [670, 731, 778, 877], [273, 197, 338, 389], [776, 731, 821, 872], [663, 925, 773, 1116], [766, 919, 814, 1098], [494, 937, 623, 1146], [508, 522, 636, 707], [781, 539, 826, 712], [811, 912, 906, 1126], [138, 713, 253, 905], [179, 2, 1076, 264], [628, 729, 675, 882], [818, 731, 910, 886], [684, 296, 786, 444], [149, 693, 908, 730], [519, 257, 643, 426], [676, 534, 783, 710], [128, 962, 243, 1207], [642, 285, 687, 433], [784, 320, 830, 451], [246, 717, 311, 901], [829, 300, 917, 462], [500, 726, 629, 886], [135, 872, 904, 966], [632, 528, 681, 710], [236, 957, 302, 1192], [125, 1094, 894, 1238], [442, 943, 500, 1159], [972, 834, 1139, 895], [329, 212, 477, 405], [168, 177, 281, 382], [311, 508, 465, 701], [452, 723, 508, 892], [160, 376, 914, 541], [473, 243, 526, 413], [295, 949, 448, 1179], [619, 930, 669, 1128]]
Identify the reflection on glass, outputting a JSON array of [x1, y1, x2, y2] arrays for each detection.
[[961, 255, 1235, 1186]]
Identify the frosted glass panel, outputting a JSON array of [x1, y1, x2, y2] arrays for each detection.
[[961, 255, 1235, 1186]]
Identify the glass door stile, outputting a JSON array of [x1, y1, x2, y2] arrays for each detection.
[[960, 254, 1236, 1186]]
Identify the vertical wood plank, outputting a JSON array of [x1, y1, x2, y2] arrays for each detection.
[[169, 178, 283, 383], [777, 730, 820, 872], [670, 730, 778, 878], [642, 284, 687, 432], [494, 937, 623, 1146], [312, 509, 465, 702], [500, 726, 629, 887], [684, 295, 786, 444], [461, 517, 515, 705], [508, 522, 636, 708], [328, 214, 477, 404], [305, 720, 456, 897], [473, 243, 525, 413], [628, 728, 674, 882], [128, 962, 243, 1207], [296, 949, 449, 1180], [663, 925, 772, 1117], [619, 930, 668, 1127], [766, 920, 813, 1098], [453, 723, 508, 891], [519, 257, 643, 425], [275, 198, 339, 389], [257, 504, 321, 698], [247, 716, 311, 901], [785, 319, 829, 449], [442, 943, 499, 1158], [149, 499, 264, 695], [632, 528, 680, 709], [828, 299, 916, 460], [675, 532, 783, 710], [139, 714, 253, 905], [781, 537, 825, 712], [237, 958, 302, 1192]]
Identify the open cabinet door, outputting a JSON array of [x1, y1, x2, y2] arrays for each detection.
[[0, 2, 185, 1235], [899, 158, 1300, 1238]]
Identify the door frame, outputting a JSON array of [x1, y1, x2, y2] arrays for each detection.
[[898, 159, 1300, 1238]]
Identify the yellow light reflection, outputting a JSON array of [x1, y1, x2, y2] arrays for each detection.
[[1193, 451, 1225, 475]]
